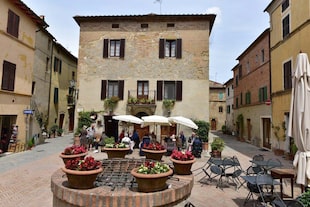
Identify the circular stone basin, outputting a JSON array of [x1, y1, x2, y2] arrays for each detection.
[[51, 159, 194, 207]]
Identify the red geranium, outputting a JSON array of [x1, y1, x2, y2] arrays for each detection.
[[63, 145, 87, 155], [171, 150, 194, 161], [65, 156, 101, 171], [143, 142, 165, 150]]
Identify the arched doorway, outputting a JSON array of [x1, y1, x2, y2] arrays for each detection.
[[211, 118, 217, 130], [134, 112, 149, 141]]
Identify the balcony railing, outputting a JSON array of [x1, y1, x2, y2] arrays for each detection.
[[67, 95, 76, 105], [127, 90, 156, 105]]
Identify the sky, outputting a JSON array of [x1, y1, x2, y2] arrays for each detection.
[[22, 0, 271, 84]]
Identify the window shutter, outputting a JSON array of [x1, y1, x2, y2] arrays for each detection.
[[118, 80, 124, 100], [259, 88, 262, 102], [120, 39, 125, 58], [103, 39, 109, 58], [157, 80, 163, 100], [59, 60, 62, 74], [54, 88, 59, 103], [176, 39, 182, 59], [263, 86, 267, 101], [54, 57, 57, 72], [101, 80, 107, 100], [176, 81, 182, 101], [8, 63, 16, 91], [159, 39, 165, 59]]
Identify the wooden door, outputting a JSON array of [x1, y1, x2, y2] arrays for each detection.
[[247, 119, 251, 141], [262, 118, 271, 148], [211, 119, 216, 130]]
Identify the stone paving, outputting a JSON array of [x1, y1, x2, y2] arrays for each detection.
[[0, 131, 304, 207]]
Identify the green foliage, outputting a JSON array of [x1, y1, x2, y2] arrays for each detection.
[[104, 96, 119, 112], [194, 120, 210, 142], [222, 125, 227, 133], [27, 137, 34, 148], [77, 111, 93, 133], [163, 99, 175, 110], [298, 190, 310, 207], [57, 128, 64, 136], [103, 137, 115, 145], [49, 124, 59, 134], [211, 137, 225, 152]]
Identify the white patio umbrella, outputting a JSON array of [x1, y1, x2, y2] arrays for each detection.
[[112, 115, 143, 124], [141, 115, 170, 128], [168, 116, 198, 130], [287, 53, 310, 186]]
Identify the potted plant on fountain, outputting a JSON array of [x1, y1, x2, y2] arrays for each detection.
[[103, 142, 130, 158], [142, 142, 167, 161], [131, 160, 173, 192], [59, 145, 88, 164], [170, 150, 195, 175], [210, 137, 225, 158], [62, 156, 103, 189]]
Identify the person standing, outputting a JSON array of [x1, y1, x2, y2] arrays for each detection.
[[179, 131, 186, 149], [80, 126, 88, 150], [131, 129, 140, 149], [87, 124, 96, 150]]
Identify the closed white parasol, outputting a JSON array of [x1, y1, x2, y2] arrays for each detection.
[[168, 116, 198, 130], [287, 53, 310, 186]]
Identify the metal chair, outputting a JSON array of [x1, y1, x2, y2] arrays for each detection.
[[271, 198, 304, 207], [256, 174, 277, 206], [210, 165, 225, 188]]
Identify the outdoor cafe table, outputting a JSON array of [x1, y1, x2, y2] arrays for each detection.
[[250, 160, 282, 173]]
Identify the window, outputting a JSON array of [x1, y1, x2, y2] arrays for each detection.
[[112, 24, 119, 28], [235, 75, 239, 86], [227, 105, 231, 114], [282, 15, 290, 38], [239, 65, 243, 78], [167, 23, 175, 27], [157, 80, 182, 101], [46, 57, 49, 71], [219, 106, 223, 113], [282, 0, 289, 12], [137, 81, 149, 99], [1, 60, 16, 91], [219, 92, 224, 100], [141, 24, 148, 28], [31, 81, 35, 95], [245, 91, 251, 104], [54, 57, 62, 73], [101, 80, 124, 100], [159, 39, 182, 59], [54, 88, 59, 103], [283, 60, 292, 90], [7, 10, 19, 38], [261, 49, 265, 63], [235, 97, 239, 108], [227, 87, 230, 97], [103, 39, 125, 58], [259, 86, 268, 102]]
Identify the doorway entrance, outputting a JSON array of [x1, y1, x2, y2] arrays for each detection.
[[262, 118, 271, 149]]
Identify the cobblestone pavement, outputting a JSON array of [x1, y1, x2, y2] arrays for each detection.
[[0, 131, 304, 207]]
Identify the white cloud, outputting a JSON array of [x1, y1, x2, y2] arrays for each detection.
[[206, 7, 222, 25]]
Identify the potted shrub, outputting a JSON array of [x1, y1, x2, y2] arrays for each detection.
[[170, 150, 195, 175], [59, 145, 88, 164], [211, 137, 225, 158], [142, 142, 167, 161], [131, 160, 173, 192], [298, 190, 310, 207], [57, 128, 64, 136], [104, 96, 119, 114], [49, 124, 58, 138], [62, 156, 102, 189], [194, 120, 210, 151], [103, 142, 130, 158]]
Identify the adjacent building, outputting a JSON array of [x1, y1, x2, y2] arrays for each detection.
[[209, 80, 226, 131], [74, 14, 216, 139], [224, 78, 234, 134], [265, 0, 310, 152], [232, 28, 271, 148], [0, 0, 46, 151]]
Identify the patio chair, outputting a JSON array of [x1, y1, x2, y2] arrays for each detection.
[[265, 158, 282, 172], [210, 165, 225, 188], [271, 198, 304, 207], [256, 174, 277, 206]]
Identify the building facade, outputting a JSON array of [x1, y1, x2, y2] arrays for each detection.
[[0, 0, 46, 152], [265, 0, 310, 152], [74, 14, 215, 139], [209, 80, 226, 131], [224, 78, 234, 134], [233, 29, 271, 148]]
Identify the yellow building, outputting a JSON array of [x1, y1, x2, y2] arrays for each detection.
[[74, 14, 215, 139], [209, 80, 226, 131], [265, 0, 310, 152], [0, 0, 46, 152]]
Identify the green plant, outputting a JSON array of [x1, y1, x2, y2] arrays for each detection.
[[77, 111, 93, 133], [27, 137, 34, 148], [50, 124, 59, 134], [57, 128, 64, 136], [136, 161, 170, 174], [163, 99, 175, 110], [298, 190, 310, 207], [222, 125, 227, 133], [211, 137, 225, 152], [272, 121, 286, 148], [194, 120, 210, 142], [104, 96, 119, 113], [103, 137, 115, 145]]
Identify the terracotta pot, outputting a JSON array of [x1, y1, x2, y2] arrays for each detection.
[[170, 158, 195, 175], [210, 150, 221, 158], [131, 167, 173, 192], [62, 167, 103, 189], [202, 142, 209, 151], [59, 152, 88, 164], [103, 147, 130, 158], [142, 149, 167, 161]]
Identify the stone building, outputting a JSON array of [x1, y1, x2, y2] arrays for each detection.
[[232, 28, 271, 148], [224, 78, 234, 134], [74, 14, 216, 139], [209, 80, 226, 131], [0, 0, 46, 152], [265, 0, 310, 153]]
